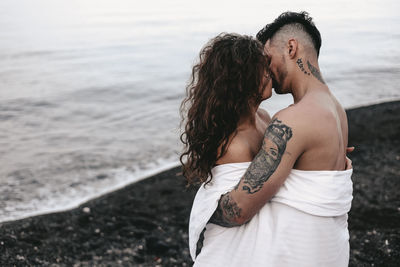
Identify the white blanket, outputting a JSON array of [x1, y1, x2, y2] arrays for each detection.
[[189, 162, 353, 267]]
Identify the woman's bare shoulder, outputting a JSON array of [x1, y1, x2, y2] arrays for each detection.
[[216, 133, 253, 165], [257, 108, 272, 123]]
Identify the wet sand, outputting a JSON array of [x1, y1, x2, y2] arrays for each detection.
[[1, 101, 399, 266]]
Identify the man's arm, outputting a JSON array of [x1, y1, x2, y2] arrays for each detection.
[[208, 192, 242, 227], [209, 116, 304, 227]]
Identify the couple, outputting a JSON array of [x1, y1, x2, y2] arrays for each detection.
[[181, 11, 353, 267]]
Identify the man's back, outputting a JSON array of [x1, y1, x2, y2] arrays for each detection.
[[285, 88, 348, 171]]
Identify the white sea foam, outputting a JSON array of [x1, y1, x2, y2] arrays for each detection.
[[0, 159, 181, 223]]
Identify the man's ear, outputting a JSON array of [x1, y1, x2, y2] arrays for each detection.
[[287, 39, 297, 59]]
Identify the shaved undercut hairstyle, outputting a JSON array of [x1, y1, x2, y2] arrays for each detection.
[[256, 11, 322, 57]]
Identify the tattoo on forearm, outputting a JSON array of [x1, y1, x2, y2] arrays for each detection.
[[307, 60, 325, 84], [209, 119, 292, 227], [209, 192, 242, 227], [241, 118, 293, 194]]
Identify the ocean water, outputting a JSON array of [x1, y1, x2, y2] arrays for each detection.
[[1, 0, 399, 222]]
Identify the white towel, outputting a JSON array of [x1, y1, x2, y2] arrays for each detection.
[[189, 162, 353, 267]]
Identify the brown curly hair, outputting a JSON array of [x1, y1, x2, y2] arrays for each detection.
[[180, 33, 269, 186]]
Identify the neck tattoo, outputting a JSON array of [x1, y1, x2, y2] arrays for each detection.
[[296, 58, 326, 85], [307, 60, 326, 84], [296, 58, 311, 76]]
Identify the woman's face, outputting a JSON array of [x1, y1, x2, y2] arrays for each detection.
[[260, 68, 273, 101]]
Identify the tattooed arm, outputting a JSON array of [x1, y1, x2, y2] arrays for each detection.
[[209, 114, 306, 226], [208, 192, 242, 227]]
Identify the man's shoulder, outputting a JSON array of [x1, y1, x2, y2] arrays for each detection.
[[277, 96, 335, 121], [273, 103, 316, 126], [271, 102, 327, 147]]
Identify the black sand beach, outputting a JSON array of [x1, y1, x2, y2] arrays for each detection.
[[1, 101, 399, 266]]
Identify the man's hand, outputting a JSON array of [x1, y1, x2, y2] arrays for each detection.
[[345, 156, 352, 170], [345, 146, 355, 170]]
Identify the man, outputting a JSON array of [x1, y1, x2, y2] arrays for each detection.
[[202, 11, 352, 265], [210, 10, 349, 227]]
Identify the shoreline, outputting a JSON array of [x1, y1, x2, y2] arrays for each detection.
[[1, 100, 399, 266], [0, 160, 181, 224], [2, 99, 398, 225], [343, 97, 400, 110]]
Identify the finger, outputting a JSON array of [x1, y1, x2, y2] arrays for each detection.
[[346, 146, 355, 153], [345, 156, 353, 170]]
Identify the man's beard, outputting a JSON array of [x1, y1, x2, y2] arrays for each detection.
[[273, 65, 288, 94], [272, 77, 283, 94]]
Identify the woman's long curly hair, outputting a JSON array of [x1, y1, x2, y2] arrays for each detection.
[[180, 33, 269, 186]]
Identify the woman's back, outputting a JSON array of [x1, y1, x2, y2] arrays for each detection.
[[215, 109, 270, 166]]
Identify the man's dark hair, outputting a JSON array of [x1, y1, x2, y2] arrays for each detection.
[[256, 11, 322, 56]]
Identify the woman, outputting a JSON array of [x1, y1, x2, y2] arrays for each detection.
[[180, 33, 272, 186], [180, 32, 272, 259], [180, 33, 353, 266]]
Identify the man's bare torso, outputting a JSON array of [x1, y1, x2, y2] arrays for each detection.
[[283, 88, 348, 171]]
